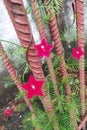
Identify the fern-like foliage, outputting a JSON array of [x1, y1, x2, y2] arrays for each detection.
[[61, 26, 77, 43], [26, 0, 64, 25], [23, 101, 53, 130], [23, 112, 33, 130], [43, 0, 64, 14], [66, 58, 79, 72]]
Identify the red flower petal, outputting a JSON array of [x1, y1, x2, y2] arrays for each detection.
[[22, 75, 44, 99], [35, 38, 53, 58], [72, 47, 84, 60]]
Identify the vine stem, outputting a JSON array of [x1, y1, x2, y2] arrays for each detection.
[[30, 0, 60, 98], [30, 0, 60, 129], [46, 57, 60, 98], [77, 115, 87, 130], [76, 0, 86, 129], [76, 0, 86, 118]]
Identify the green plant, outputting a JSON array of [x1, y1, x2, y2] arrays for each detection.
[[0, 0, 86, 129]]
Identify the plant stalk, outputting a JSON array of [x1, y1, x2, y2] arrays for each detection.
[[0, 43, 39, 130]]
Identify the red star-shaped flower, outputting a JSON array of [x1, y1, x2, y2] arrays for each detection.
[[5, 108, 12, 117], [35, 38, 53, 58], [22, 75, 44, 99], [72, 47, 84, 60]]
